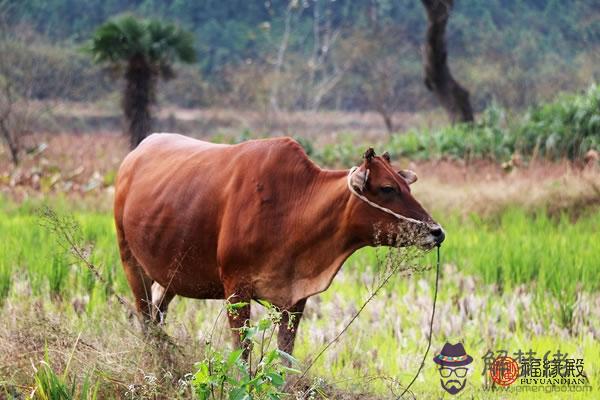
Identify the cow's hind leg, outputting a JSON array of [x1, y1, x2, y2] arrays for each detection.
[[116, 224, 154, 324], [121, 256, 154, 324], [151, 282, 175, 324], [278, 298, 307, 358]]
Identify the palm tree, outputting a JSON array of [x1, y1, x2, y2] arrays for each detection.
[[89, 15, 195, 148]]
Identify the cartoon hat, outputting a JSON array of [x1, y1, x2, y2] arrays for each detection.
[[433, 342, 473, 367]]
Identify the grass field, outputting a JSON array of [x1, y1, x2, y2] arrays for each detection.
[[2, 86, 599, 397], [1, 194, 599, 398]]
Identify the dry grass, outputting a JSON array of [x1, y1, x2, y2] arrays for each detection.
[[411, 160, 600, 218], [47, 101, 448, 141], [2, 263, 599, 399], [0, 297, 205, 399], [3, 132, 599, 219]]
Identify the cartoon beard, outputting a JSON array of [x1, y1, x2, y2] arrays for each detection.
[[441, 378, 466, 394]]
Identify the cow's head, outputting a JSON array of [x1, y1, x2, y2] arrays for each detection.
[[348, 148, 444, 249]]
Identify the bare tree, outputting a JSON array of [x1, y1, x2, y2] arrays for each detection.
[[0, 3, 21, 165], [267, 0, 348, 114], [0, 74, 20, 165], [306, 0, 348, 111], [421, 0, 474, 123], [0, 31, 57, 165], [268, 0, 296, 114], [345, 28, 418, 134]]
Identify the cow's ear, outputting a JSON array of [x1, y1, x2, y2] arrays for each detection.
[[398, 169, 418, 185], [382, 152, 391, 163], [351, 167, 370, 192], [363, 148, 376, 163]]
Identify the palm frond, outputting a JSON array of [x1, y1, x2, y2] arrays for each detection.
[[87, 15, 196, 73]]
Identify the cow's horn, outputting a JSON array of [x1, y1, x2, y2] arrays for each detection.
[[364, 148, 376, 162]]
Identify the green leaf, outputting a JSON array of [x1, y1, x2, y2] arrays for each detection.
[[281, 366, 302, 374], [264, 349, 278, 364], [266, 372, 284, 387], [226, 348, 244, 368], [228, 387, 249, 400], [228, 301, 250, 310], [192, 362, 210, 385], [276, 349, 299, 366], [257, 299, 273, 308], [241, 326, 258, 342], [258, 318, 272, 331]]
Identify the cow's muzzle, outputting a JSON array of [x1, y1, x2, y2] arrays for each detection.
[[430, 225, 445, 245]]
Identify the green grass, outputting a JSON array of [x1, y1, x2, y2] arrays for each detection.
[[2, 201, 596, 302], [1, 199, 599, 398], [441, 209, 600, 294]]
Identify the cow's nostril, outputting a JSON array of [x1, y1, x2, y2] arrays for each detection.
[[431, 228, 443, 237], [430, 226, 445, 244]]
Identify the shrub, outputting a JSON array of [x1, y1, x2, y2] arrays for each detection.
[[307, 84, 599, 165], [515, 83, 600, 159], [191, 301, 300, 400]]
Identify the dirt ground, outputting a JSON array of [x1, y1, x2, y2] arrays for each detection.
[[47, 101, 446, 143], [1, 132, 599, 217]]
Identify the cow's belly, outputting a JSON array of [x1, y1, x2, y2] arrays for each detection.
[[124, 215, 225, 299], [152, 265, 225, 299]]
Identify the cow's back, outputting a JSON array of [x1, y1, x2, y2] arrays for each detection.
[[114, 133, 320, 299]]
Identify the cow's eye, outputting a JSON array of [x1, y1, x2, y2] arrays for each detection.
[[380, 186, 395, 194]]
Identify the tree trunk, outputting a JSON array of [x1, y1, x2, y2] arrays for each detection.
[[269, 0, 294, 114], [382, 112, 394, 134], [123, 56, 154, 149], [0, 119, 19, 165], [421, 0, 474, 123]]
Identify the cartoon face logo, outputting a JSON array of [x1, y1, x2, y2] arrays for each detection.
[[433, 342, 473, 395]]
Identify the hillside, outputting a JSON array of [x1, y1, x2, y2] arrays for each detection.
[[3, 0, 600, 112]]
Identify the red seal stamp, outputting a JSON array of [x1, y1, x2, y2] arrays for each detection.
[[489, 356, 519, 386]]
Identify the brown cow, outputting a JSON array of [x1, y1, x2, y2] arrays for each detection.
[[114, 133, 444, 355]]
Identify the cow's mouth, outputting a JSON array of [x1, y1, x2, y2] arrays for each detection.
[[418, 225, 445, 249], [373, 222, 445, 249]]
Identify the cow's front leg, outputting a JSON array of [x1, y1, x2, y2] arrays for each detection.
[[278, 298, 307, 357], [225, 285, 252, 359]]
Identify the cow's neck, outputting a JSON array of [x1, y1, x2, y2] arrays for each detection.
[[307, 168, 367, 250], [325, 168, 373, 242], [288, 169, 369, 303]]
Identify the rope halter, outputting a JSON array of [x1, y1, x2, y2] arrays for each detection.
[[346, 166, 427, 226]]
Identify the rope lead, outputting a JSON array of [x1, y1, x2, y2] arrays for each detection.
[[398, 244, 441, 399]]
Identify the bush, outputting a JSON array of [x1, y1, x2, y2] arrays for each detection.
[[307, 84, 600, 166], [191, 301, 300, 400], [0, 38, 112, 101], [515, 84, 600, 159]]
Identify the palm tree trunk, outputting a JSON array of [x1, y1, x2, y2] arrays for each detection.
[[123, 55, 154, 149]]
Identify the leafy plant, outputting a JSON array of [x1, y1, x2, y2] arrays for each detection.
[[192, 301, 300, 400], [307, 83, 599, 166]]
